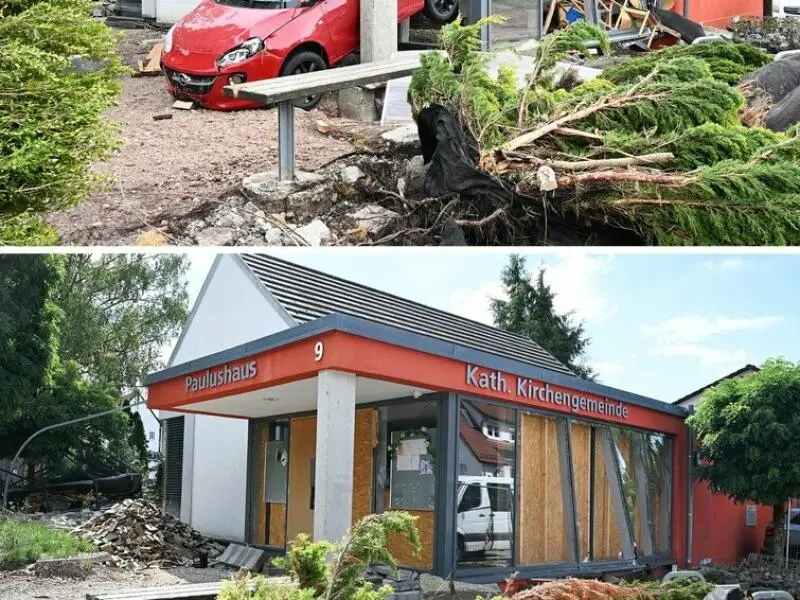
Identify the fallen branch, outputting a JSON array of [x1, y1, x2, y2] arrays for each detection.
[[502, 92, 667, 152], [494, 151, 675, 173], [553, 126, 605, 141], [608, 198, 751, 209], [453, 208, 506, 228], [556, 170, 691, 188]]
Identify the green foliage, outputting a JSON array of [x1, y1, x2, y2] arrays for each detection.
[[623, 578, 715, 600], [601, 41, 771, 86], [218, 572, 317, 600], [0, 254, 189, 484], [491, 255, 595, 380], [54, 254, 190, 392], [273, 534, 336, 595], [273, 512, 420, 600], [0, 520, 94, 568], [531, 21, 610, 83], [687, 358, 800, 509], [0, 0, 125, 244]]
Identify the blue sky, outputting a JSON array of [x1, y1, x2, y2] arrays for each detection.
[[179, 250, 800, 404]]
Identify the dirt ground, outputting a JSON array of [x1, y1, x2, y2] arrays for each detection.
[[0, 564, 239, 600], [48, 27, 385, 246]]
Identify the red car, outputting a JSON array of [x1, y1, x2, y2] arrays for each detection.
[[160, 0, 454, 111]]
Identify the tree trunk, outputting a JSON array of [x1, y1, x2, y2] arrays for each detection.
[[773, 503, 787, 563]]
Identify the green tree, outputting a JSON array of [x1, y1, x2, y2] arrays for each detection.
[[54, 254, 190, 392], [687, 358, 800, 537], [128, 410, 149, 475], [491, 254, 595, 380], [0, 0, 125, 244]]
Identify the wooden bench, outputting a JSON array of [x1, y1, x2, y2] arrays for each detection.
[[222, 51, 429, 181]]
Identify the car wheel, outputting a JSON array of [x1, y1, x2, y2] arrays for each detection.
[[280, 51, 327, 111], [424, 0, 458, 24]]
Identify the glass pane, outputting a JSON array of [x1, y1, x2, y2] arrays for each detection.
[[517, 413, 570, 564], [645, 433, 673, 555], [593, 428, 627, 560], [457, 399, 516, 568], [490, 0, 542, 48], [612, 428, 648, 555]]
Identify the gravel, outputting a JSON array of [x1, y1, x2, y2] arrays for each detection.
[[47, 28, 361, 246]]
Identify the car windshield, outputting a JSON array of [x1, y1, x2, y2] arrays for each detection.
[[213, 0, 301, 9]]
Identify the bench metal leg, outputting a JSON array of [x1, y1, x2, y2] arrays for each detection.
[[277, 100, 295, 182]]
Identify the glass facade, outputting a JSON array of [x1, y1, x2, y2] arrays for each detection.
[[455, 396, 676, 572]]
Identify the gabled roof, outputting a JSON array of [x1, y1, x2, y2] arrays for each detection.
[[238, 254, 574, 376], [673, 364, 760, 405], [459, 421, 514, 465]]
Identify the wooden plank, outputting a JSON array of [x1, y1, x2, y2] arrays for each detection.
[[87, 581, 235, 600], [223, 52, 434, 105]]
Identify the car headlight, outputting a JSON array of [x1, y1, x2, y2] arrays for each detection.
[[163, 24, 176, 54], [216, 38, 264, 68]]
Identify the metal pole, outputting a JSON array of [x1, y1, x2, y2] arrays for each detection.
[[277, 101, 296, 182], [2, 400, 145, 509]]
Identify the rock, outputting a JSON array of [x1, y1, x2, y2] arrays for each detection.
[[194, 226, 235, 246], [404, 155, 426, 196], [241, 170, 325, 199], [213, 209, 247, 228], [293, 219, 331, 246], [265, 228, 286, 246], [382, 124, 419, 146], [536, 165, 558, 192], [138, 38, 164, 52], [68, 56, 108, 74], [340, 165, 365, 185], [338, 87, 379, 122], [766, 84, 800, 132], [349, 205, 398, 234], [70, 499, 223, 569]]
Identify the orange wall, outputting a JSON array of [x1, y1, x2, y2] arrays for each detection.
[[691, 481, 772, 565], [678, 0, 762, 28]]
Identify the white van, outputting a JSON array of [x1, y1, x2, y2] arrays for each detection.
[[774, 0, 800, 17], [456, 476, 515, 557]]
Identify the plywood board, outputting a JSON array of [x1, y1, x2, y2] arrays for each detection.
[[269, 503, 287, 547], [571, 422, 592, 561], [387, 506, 434, 569], [287, 416, 316, 541], [353, 409, 377, 523], [519, 414, 562, 564]]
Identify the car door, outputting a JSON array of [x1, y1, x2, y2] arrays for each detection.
[[458, 482, 488, 552], [319, 0, 358, 63], [487, 483, 513, 550]]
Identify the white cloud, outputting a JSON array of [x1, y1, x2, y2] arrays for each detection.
[[448, 254, 614, 325], [703, 258, 747, 272], [653, 345, 747, 366], [592, 360, 625, 375], [641, 314, 783, 344], [448, 281, 505, 325]]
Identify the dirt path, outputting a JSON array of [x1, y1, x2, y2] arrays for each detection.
[[48, 28, 364, 246], [0, 564, 239, 600]]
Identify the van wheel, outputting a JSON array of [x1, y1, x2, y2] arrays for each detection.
[[424, 0, 458, 24], [280, 51, 327, 111]]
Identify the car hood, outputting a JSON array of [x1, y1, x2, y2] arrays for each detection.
[[173, 0, 297, 55]]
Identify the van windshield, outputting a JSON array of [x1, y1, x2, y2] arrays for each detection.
[[214, 0, 301, 8]]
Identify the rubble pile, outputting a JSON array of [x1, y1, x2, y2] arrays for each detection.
[[732, 18, 800, 54], [71, 499, 224, 568]]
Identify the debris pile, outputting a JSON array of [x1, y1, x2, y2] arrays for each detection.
[[393, 18, 800, 246], [71, 499, 224, 568], [732, 18, 800, 54]]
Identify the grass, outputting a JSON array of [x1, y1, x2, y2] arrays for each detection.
[[0, 519, 95, 569]]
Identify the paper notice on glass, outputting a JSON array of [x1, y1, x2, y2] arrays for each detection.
[[419, 458, 433, 475], [405, 439, 427, 455], [396, 454, 418, 471]]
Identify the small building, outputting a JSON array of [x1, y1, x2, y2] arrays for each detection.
[[146, 254, 691, 581], [673, 365, 773, 567]]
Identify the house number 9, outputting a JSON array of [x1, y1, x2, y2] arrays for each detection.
[[314, 341, 324, 362]]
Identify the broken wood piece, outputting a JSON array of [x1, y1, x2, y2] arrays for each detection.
[[496, 151, 674, 172], [172, 100, 194, 110], [556, 169, 690, 188], [152, 113, 173, 121]]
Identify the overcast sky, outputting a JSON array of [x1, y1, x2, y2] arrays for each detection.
[[171, 250, 800, 404]]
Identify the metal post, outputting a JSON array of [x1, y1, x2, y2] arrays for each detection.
[[2, 400, 145, 509], [786, 500, 792, 567], [277, 100, 296, 182]]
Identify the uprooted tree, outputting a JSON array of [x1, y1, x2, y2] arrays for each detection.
[[406, 19, 800, 246]]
